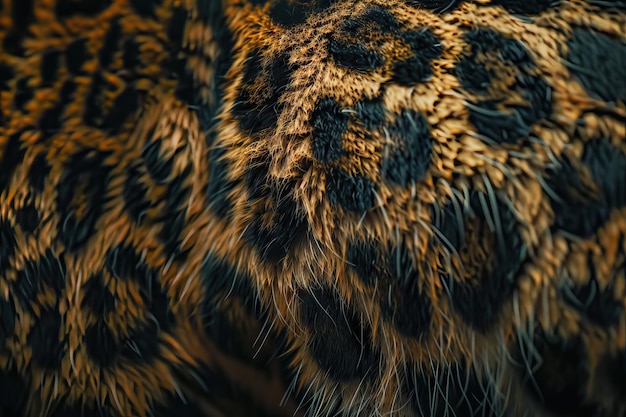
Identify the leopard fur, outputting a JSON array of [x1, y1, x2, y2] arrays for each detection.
[[1, 0, 625, 416]]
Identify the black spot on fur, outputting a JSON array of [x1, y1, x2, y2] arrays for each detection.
[[28, 152, 51, 193], [439, 192, 526, 332], [547, 138, 626, 237], [99, 18, 120, 67], [66, 39, 89, 75], [0, 63, 14, 91], [407, 0, 465, 13], [123, 165, 151, 223], [129, 0, 161, 17], [233, 51, 297, 134], [516, 331, 597, 416], [269, 0, 311, 26], [347, 240, 381, 286], [456, 29, 552, 144], [101, 83, 139, 134], [327, 168, 376, 213], [392, 30, 443, 85], [83, 71, 107, 127], [2, 0, 34, 56], [356, 96, 386, 130], [39, 80, 76, 141], [404, 361, 507, 417], [142, 137, 173, 184], [300, 286, 380, 381], [0, 366, 28, 416], [56, 149, 112, 251], [13, 250, 66, 312], [562, 257, 623, 328], [55, 0, 112, 17], [489, 0, 559, 14], [122, 39, 141, 71], [0, 220, 16, 279], [0, 295, 16, 345], [40, 49, 61, 87], [158, 168, 192, 261], [0, 130, 26, 194], [383, 110, 433, 186], [567, 29, 626, 103], [329, 37, 385, 73], [609, 348, 626, 396], [13, 77, 33, 111], [244, 157, 309, 263], [15, 203, 39, 233], [81, 273, 116, 317], [205, 145, 236, 218], [84, 319, 119, 368], [120, 320, 161, 364], [311, 98, 348, 163], [28, 308, 65, 368]]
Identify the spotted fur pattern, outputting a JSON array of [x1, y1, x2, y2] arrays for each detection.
[[1, 0, 625, 416]]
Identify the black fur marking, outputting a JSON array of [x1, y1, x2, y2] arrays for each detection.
[[567, 29, 626, 103], [233, 51, 297, 134], [562, 257, 623, 329], [391, 30, 443, 86], [205, 144, 236, 218], [456, 29, 552, 144], [244, 157, 309, 263], [0, 63, 14, 91], [157, 168, 192, 261], [120, 320, 161, 364], [609, 348, 626, 396], [39, 80, 76, 141], [0, 295, 16, 346], [547, 138, 626, 237], [81, 273, 116, 317], [129, 0, 161, 17], [439, 192, 526, 332], [98, 18, 121, 68], [404, 362, 508, 417], [56, 149, 112, 252], [383, 110, 433, 187], [356, 96, 386, 130], [489, 0, 559, 14], [311, 98, 348, 163], [13, 249, 67, 312], [84, 319, 119, 368], [151, 395, 206, 417], [0, 129, 26, 194], [104, 245, 174, 331], [0, 366, 28, 416], [142, 137, 173, 184], [347, 240, 381, 286], [66, 39, 89, 75], [0, 220, 16, 280], [123, 164, 151, 224], [40, 49, 61, 87], [83, 71, 107, 127], [28, 308, 65, 368], [122, 39, 141, 71], [15, 203, 40, 233], [516, 331, 597, 416], [327, 167, 376, 213], [339, 7, 400, 36], [55, 0, 112, 18], [101, 83, 139, 134], [13, 78, 33, 111], [407, 0, 465, 13], [2, 0, 34, 56], [269, 0, 311, 27], [28, 152, 51, 193], [300, 286, 381, 381], [328, 37, 385, 73]]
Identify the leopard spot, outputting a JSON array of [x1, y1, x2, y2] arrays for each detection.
[[98, 18, 121, 68], [56, 149, 112, 252], [15, 203, 39, 233], [27, 153, 51, 193], [488, 0, 560, 14], [13, 249, 66, 312], [2, 0, 35, 56], [0, 365, 28, 415], [81, 273, 116, 317], [65, 39, 90, 75], [328, 37, 385, 73], [567, 29, 626, 103], [347, 240, 381, 286], [39, 80, 76, 142], [158, 168, 192, 261], [438, 192, 526, 332], [84, 319, 120, 368], [55, 0, 112, 18], [407, 0, 465, 13], [120, 320, 161, 364], [311, 98, 349, 164], [269, 0, 313, 27], [391, 29, 442, 86], [13, 78, 33, 111], [129, 0, 161, 17], [122, 39, 141, 71], [40, 49, 61, 87], [326, 167, 376, 213], [0, 296, 16, 346], [455, 29, 552, 144], [382, 110, 433, 187], [546, 138, 626, 237], [0, 130, 27, 193], [300, 286, 381, 381], [28, 308, 65, 369], [123, 164, 151, 224]]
